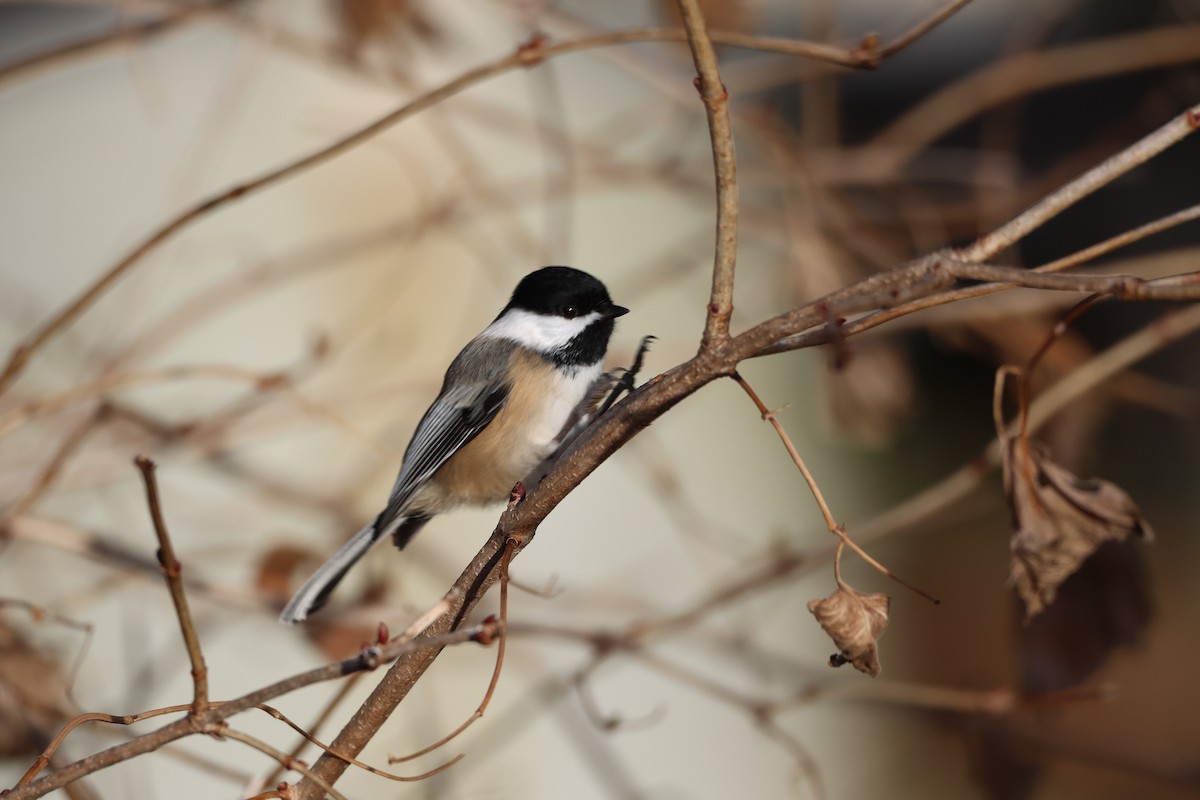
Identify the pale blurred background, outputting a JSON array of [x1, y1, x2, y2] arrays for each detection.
[[1, 1, 1199, 798]]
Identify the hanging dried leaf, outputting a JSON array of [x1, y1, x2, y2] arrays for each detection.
[[1004, 438, 1153, 619], [807, 583, 890, 677]]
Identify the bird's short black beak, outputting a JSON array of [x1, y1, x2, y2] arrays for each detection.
[[600, 301, 629, 319]]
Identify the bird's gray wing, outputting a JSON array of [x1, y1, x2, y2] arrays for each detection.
[[372, 339, 514, 533]]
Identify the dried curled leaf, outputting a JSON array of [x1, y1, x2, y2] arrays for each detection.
[[807, 584, 890, 677], [1004, 439, 1153, 619]]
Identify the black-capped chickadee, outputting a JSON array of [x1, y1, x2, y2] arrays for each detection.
[[279, 266, 628, 623]]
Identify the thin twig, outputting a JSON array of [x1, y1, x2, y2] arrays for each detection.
[[1035, 203, 1200, 275], [831, 541, 847, 591], [1016, 293, 1110, 439], [0, 0, 242, 90], [959, 103, 1200, 262], [677, 0, 739, 347], [133, 456, 209, 716], [876, 0, 976, 59], [943, 262, 1200, 299], [16, 705, 193, 788]]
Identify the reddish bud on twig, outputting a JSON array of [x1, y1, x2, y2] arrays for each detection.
[[516, 33, 548, 66], [376, 622, 390, 646], [474, 615, 501, 646]]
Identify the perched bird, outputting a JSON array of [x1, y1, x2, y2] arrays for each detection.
[[280, 266, 628, 623]]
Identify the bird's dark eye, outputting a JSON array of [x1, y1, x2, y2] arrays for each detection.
[[561, 305, 578, 319]]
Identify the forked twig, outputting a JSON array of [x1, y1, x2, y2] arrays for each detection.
[[16, 705, 194, 788]]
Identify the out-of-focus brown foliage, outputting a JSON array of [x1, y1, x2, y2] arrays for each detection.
[[823, 340, 919, 446], [335, 0, 441, 57], [256, 543, 385, 659], [0, 619, 73, 757], [255, 543, 322, 609], [658, 0, 751, 35]]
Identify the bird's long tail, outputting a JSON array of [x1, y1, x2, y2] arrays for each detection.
[[278, 521, 384, 624], [278, 514, 431, 624]]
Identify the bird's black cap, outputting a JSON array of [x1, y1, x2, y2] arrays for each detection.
[[506, 266, 627, 320]]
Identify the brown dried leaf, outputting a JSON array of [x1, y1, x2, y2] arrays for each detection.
[[807, 584, 890, 677], [1004, 438, 1153, 619]]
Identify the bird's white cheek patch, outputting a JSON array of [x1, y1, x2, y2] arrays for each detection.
[[481, 309, 602, 353]]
